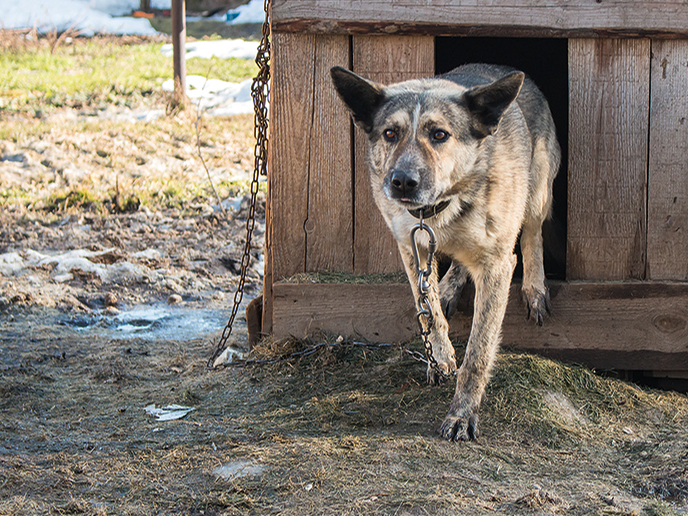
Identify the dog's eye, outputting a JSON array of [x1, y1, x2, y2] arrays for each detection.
[[383, 129, 397, 141], [432, 129, 449, 142]]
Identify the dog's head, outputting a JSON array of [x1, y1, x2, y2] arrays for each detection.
[[330, 66, 524, 210]]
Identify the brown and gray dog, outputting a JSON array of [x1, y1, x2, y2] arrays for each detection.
[[330, 63, 560, 441]]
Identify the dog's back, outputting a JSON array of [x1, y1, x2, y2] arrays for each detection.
[[441, 63, 560, 229], [439, 64, 556, 151]]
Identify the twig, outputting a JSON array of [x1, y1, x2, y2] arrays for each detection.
[[51, 26, 80, 54], [195, 116, 225, 215], [194, 67, 226, 217]]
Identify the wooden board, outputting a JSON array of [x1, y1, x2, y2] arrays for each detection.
[[351, 35, 434, 274], [269, 33, 313, 281], [647, 40, 688, 281], [272, 0, 688, 38], [304, 35, 353, 273], [269, 34, 352, 281], [272, 281, 688, 371], [567, 39, 650, 281]]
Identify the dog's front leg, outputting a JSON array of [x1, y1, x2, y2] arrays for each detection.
[[439, 253, 515, 441], [398, 244, 457, 385]]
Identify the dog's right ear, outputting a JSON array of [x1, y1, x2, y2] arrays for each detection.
[[464, 71, 525, 138], [330, 66, 384, 133]]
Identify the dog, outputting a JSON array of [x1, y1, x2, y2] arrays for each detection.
[[330, 63, 560, 441]]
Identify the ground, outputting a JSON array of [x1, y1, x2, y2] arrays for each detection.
[[1, 35, 688, 516]]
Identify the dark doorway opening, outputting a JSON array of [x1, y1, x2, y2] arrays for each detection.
[[435, 37, 568, 281]]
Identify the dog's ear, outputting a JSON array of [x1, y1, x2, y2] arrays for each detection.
[[464, 71, 525, 138], [330, 66, 384, 133]]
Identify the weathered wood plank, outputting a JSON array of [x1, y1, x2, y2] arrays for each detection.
[[262, 168, 273, 336], [272, 281, 688, 370], [647, 40, 688, 281], [270, 33, 314, 280], [567, 39, 649, 281], [272, 0, 688, 38], [351, 36, 434, 274], [305, 35, 353, 273], [274, 283, 418, 343]]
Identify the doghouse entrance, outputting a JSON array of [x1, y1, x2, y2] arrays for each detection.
[[435, 37, 568, 280]]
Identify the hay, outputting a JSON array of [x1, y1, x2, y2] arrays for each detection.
[[281, 271, 407, 285]]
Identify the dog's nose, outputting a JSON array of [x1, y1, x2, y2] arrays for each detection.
[[390, 169, 419, 199]]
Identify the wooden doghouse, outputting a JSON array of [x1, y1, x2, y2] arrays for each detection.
[[262, 1, 688, 376]]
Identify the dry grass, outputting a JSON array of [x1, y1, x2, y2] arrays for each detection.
[[2, 309, 688, 515], [282, 271, 408, 285], [0, 111, 257, 214]]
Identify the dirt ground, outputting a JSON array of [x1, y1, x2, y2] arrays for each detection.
[[2, 85, 688, 516]]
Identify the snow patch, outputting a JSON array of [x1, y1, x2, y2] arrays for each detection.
[[0, 0, 157, 36], [160, 39, 259, 61]]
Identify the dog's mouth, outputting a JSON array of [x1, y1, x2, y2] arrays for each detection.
[[394, 197, 425, 210], [394, 194, 445, 207]]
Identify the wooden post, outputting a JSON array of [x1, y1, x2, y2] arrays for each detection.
[[171, 0, 186, 101], [140, 0, 151, 12]]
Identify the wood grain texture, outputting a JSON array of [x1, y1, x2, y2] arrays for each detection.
[[647, 40, 688, 281], [272, 281, 688, 371], [567, 39, 650, 281], [262, 158, 274, 335], [272, 0, 688, 38], [270, 33, 314, 280], [352, 36, 434, 274], [305, 35, 353, 273], [270, 34, 354, 280], [273, 283, 418, 343]]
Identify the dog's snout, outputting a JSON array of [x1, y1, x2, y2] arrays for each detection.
[[390, 169, 419, 199]]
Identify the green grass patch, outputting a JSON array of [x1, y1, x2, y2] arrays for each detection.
[[0, 38, 257, 111]]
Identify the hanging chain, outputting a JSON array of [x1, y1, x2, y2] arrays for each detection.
[[207, 0, 271, 368], [409, 215, 449, 380]]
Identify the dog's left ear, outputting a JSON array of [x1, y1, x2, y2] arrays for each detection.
[[330, 66, 384, 133], [464, 71, 525, 138]]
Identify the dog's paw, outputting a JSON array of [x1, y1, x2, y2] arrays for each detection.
[[522, 285, 551, 326], [426, 358, 457, 386], [439, 411, 479, 442]]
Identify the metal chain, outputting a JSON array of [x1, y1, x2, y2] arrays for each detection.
[[207, 0, 271, 368], [219, 341, 395, 368], [410, 215, 450, 381]]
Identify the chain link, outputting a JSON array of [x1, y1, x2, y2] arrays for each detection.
[[207, 0, 271, 368], [410, 215, 451, 381]]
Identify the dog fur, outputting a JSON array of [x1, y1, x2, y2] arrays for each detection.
[[330, 63, 560, 441]]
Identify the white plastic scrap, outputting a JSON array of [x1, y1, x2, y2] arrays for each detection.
[[212, 460, 265, 481], [212, 347, 245, 368], [144, 404, 195, 421]]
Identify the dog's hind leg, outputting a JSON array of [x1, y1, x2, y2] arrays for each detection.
[[520, 136, 557, 325], [398, 243, 457, 385], [439, 260, 469, 319], [520, 217, 551, 325], [439, 253, 515, 441]]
